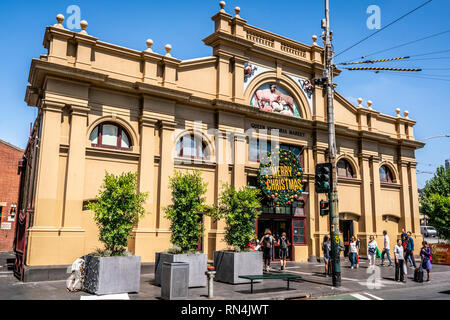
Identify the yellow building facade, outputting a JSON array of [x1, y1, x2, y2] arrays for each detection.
[[19, 4, 424, 270]]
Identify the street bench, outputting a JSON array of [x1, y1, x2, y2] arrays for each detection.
[[238, 274, 303, 294]]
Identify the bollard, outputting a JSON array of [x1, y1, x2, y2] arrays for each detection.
[[205, 266, 216, 299]]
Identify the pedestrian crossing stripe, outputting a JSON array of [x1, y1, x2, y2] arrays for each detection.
[[80, 293, 130, 300], [363, 292, 384, 300], [351, 293, 371, 300]]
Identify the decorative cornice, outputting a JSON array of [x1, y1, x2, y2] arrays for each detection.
[[70, 104, 90, 116], [41, 99, 65, 112]]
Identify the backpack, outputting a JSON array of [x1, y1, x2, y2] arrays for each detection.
[[263, 235, 272, 248], [280, 237, 288, 249]]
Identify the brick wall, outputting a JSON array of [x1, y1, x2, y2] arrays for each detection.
[[0, 140, 23, 252]]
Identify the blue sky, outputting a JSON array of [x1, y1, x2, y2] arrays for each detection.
[[0, 0, 449, 188]]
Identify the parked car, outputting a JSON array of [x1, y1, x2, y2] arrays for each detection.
[[421, 226, 438, 238]]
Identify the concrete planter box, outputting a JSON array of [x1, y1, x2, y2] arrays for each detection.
[[213, 251, 263, 284], [82, 255, 141, 295], [155, 252, 207, 288], [161, 262, 189, 300]]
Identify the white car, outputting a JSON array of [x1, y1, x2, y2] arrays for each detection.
[[420, 226, 438, 238]]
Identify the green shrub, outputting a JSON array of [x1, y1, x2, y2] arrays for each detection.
[[165, 170, 209, 252], [87, 172, 149, 256], [218, 184, 261, 251]]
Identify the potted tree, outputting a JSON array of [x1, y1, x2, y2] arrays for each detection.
[[154, 170, 209, 288], [83, 172, 148, 295], [213, 184, 263, 284]]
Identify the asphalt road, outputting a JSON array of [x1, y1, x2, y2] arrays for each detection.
[[317, 281, 450, 300]]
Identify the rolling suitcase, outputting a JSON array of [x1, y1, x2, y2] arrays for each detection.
[[414, 266, 423, 283]]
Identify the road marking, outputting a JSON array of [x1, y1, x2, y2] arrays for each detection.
[[80, 293, 130, 300], [364, 292, 384, 300], [351, 293, 371, 300], [340, 277, 359, 282], [284, 270, 313, 275]]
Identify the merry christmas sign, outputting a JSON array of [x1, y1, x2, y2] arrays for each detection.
[[257, 149, 304, 206]]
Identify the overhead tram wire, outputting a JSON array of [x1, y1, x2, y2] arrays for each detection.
[[339, 28, 450, 64], [343, 67, 422, 72], [334, 0, 433, 59], [339, 56, 410, 65], [367, 72, 450, 82], [339, 50, 450, 66]]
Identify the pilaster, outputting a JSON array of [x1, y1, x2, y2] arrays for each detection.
[[33, 100, 65, 228], [62, 104, 90, 229], [399, 160, 412, 232], [157, 120, 177, 230], [232, 132, 246, 189]]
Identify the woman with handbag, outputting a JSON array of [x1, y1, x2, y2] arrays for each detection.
[[349, 236, 358, 269], [394, 239, 405, 282], [420, 241, 432, 282], [322, 235, 331, 277], [368, 235, 378, 266]]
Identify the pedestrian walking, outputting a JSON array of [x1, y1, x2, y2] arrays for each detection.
[[322, 235, 331, 277], [394, 239, 405, 282], [349, 236, 358, 269], [278, 232, 290, 271], [420, 241, 432, 282], [368, 235, 378, 266], [401, 228, 407, 240], [400, 235, 408, 276], [260, 229, 274, 272], [381, 230, 393, 267], [405, 232, 417, 269]]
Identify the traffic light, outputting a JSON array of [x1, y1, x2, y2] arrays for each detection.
[[320, 200, 329, 216], [315, 163, 332, 194], [313, 77, 327, 86]]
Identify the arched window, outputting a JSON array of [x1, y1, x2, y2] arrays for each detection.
[[379, 165, 394, 183], [89, 122, 131, 150], [175, 134, 210, 160], [337, 159, 354, 178]]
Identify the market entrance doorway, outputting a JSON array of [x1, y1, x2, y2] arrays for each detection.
[[339, 220, 354, 257], [257, 218, 292, 261]]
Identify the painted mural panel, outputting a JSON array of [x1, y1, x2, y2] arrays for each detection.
[[251, 83, 301, 118]]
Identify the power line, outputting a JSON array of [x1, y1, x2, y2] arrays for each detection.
[[411, 49, 450, 57], [339, 28, 450, 64], [370, 72, 450, 82], [339, 56, 410, 65], [390, 56, 450, 62], [334, 0, 433, 58], [344, 67, 422, 71]]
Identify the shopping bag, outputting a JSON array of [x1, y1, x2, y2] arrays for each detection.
[[376, 247, 382, 258], [403, 261, 407, 275]]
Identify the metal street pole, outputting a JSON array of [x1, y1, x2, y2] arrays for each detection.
[[323, 0, 341, 287]]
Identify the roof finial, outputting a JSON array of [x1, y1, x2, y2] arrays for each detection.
[[234, 7, 241, 18], [146, 39, 154, 53], [165, 44, 172, 57], [219, 1, 226, 13], [367, 100, 373, 110], [357, 97, 363, 108], [80, 20, 88, 35], [312, 35, 318, 46], [54, 14, 65, 29], [395, 108, 401, 117], [403, 110, 409, 119]]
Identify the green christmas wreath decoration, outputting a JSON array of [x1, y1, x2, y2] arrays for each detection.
[[257, 149, 304, 207]]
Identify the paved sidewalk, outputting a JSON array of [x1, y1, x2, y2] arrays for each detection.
[[1, 258, 449, 300]]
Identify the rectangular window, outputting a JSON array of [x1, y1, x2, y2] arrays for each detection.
[[280, 144, 303, 165], [249, 139, 271, 162], [293, 219, 306, 244]]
